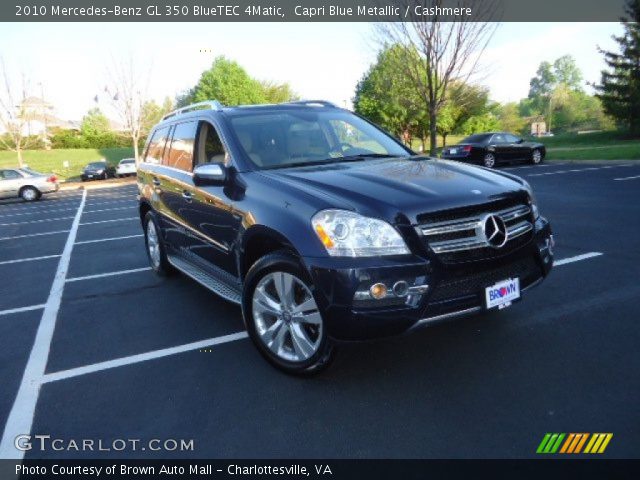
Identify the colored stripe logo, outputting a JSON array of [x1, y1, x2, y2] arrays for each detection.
[[537, 433, 613, 454]]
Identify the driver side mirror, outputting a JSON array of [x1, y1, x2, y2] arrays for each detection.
[[193, 162, 227, 186], [516, 138, 524, 144]]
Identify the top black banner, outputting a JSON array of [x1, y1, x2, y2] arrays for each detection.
[[5, 0, 631, 22]]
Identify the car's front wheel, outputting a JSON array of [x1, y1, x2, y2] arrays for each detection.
[[531, 149, 543, 165], [243, 251, 334, 375], [483, 152, 496, 168]]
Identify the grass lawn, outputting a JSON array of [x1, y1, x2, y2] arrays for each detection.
[[0, 148, 134, 181]]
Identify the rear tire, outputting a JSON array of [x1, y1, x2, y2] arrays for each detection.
[[143, 212, 174, 276], [20, 186, 40, 202], [242, 251, 335, 376], [483, 152, 496, 168]]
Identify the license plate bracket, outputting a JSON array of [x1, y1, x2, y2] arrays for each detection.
[[485, 278, 520, 310]]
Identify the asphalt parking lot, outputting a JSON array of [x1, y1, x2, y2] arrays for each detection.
[[0, 161, 639, 460]]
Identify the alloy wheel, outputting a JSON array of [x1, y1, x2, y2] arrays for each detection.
[[146, 220, 161, 269], [532, 150, 542, 164], [252, 271, 323, 363]]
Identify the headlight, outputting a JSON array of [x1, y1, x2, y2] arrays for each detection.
[[311, 209, 410, 257], [96, 169, 104, 174], [522, 180, 540, 219]]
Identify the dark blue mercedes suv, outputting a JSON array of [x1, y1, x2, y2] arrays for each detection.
[[137, 100, 554, 375]]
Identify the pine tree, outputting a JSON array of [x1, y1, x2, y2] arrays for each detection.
[[595, 0, 640, 136]]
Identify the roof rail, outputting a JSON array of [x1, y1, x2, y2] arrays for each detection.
[[162, 100, 224, 120], [286, 100, 338, 108]]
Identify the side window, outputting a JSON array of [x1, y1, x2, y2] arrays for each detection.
[[492, 134, 505, 144], [196, 122, 228, 166], [1, 169, 22, 180], [167, 121, 198, 171], [144, 127, 170, 165], [504, 134, 519, 143]]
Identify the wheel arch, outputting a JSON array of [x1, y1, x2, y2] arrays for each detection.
[[239, 225, 300, 281]]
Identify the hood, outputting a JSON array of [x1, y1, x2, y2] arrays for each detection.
[[257, 157, 528, 225]]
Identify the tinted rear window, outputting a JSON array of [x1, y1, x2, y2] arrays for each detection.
[[460, 134, 491, 144]]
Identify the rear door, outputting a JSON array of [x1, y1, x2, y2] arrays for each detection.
[[0, 169, 24, 198], [504, 133, 526, 161], [489, 134, 510, 162]]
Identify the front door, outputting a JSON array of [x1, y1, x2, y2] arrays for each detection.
[[0, 169, 24, 198]]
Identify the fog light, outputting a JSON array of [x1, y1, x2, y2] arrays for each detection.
[[369, 283, 388, 299], [393, 281, 409, 297]]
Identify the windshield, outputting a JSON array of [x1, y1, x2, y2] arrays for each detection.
[[19, 167, 42, 176], [87, 162, 106, 169], [228, 109, 410, 169], [460, 134, 491, 144]]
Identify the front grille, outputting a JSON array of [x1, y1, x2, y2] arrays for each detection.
[[428, 255, 542, 303], [417, 199, 534, 263]]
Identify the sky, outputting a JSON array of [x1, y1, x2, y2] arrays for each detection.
[[0, 22, 623, 121]]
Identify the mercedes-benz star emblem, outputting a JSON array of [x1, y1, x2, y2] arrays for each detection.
[[482, 214, 508, 248]]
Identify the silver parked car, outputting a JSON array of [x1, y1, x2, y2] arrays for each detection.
[[0, 167, 59, 202]]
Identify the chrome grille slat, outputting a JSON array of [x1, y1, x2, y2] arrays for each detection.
[[418, 203, 533, 256]]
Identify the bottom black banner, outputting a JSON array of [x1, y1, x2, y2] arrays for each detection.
[[1, 459, 639, 480]]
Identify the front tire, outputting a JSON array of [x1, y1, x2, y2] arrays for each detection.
[[242, 251, 335, 376], [143, 212, 174, 276], [531, 149, 543, 165], [20, 186, 40, 202], [483, 152, 496, 168]]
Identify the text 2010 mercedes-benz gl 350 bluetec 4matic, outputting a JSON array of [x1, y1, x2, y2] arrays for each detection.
[[137, 100, 554, 375]]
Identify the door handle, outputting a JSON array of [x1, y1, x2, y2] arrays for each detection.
[[182, 190, 193, 202], [152, 177, 161, 187]]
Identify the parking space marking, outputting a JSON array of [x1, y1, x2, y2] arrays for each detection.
[[75, 234, 144, 245], [0, 216, 75, 226], [79, 217, 137, 226], [0, 190, 87, 460], [37, 250, 604, 385], [554, 252, 603, 266], [41, 331, 249, 384], [527, 164, 635, 177], [85, 199, 136, 207], [0, 255, 61, 266], [0, 230, 70, 242], [83, 206, 137, 214], [613, 175, 640, 181], [0, 304, 46, 317], [0, 207, 80, 218], [66, 267, 151, 283], [503, 163, 564, 170]]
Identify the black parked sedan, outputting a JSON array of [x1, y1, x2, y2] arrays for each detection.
[[441, 132, 546, 168], [80, 161, 115, 181]]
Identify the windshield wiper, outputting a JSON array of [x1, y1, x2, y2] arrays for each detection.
[[261, 153, 403, 170]]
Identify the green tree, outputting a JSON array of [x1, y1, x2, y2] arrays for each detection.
[[191, 56, 266, 106], [497, 102, 527, 134], [436, 83, 490, 146], [141, 97, 173, 134], [354, 45, 427, 147], [595, 0, 640, 136], [553, 55, 583, 91], [80, 108, 110, 138], [260, 81, 298, 103]]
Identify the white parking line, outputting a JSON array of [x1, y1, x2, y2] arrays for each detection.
[[554, 252, 603, 266], [83, 206, 137, 214], [0, 304, 46, 317], [85, 199, 136, 207], [527, 165, 634, 177], [613, 175, 640, 181], [38, 250, 604, 384], [41, 331, 249, 384], [75, 234, 144, 245], [0, 230, 70, 242], [0, 189, 86, 460], [503, 163, 564, 170], [0, 216, 75, 226], [66, 267, 151, 283], [79, 217, 137, 226], [0, 255, 61, 266], [0, 206, 79, 218]]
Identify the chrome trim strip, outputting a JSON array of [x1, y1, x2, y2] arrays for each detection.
[[430, 237, 486, 253], [507, 221, 533, 239], [410, 306, 483, 330], [421, 220, 481, 236]]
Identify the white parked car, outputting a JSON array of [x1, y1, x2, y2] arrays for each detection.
[[116, 158, 137, 178], [0, 167, 59, 202]]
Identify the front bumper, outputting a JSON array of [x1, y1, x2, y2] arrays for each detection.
[[302, 217, 554, 341]]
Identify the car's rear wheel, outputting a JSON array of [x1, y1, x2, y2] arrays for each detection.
[[483, 152, 496, 168], [243, 252, 334, 375], [143, 212, 173, 276], [20, 186, 40, 202], [531, 149, 543, 165]]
